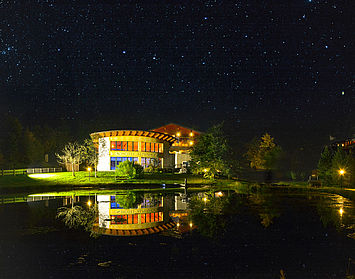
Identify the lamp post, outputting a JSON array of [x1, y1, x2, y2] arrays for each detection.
[[338, 169, 345, 188], [88, 167, 92, 182]]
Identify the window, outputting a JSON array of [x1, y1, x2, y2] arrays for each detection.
[[128, 141, 132, 151], [122, 141, 127, 151], [117, 141, 122, 150], [141, 214, 146, 224], [111, 157, 138, 169], [111, 215, 127, 224], [111, 142, 116, 150], [110, 158, 116, 170], [133, 142, 138, 151], [141, 142, 162, 153]]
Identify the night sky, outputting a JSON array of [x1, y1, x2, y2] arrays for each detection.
[[0, 1, 354, 152]]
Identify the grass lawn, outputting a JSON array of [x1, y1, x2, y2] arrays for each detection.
[[0, 171, 223, 191]]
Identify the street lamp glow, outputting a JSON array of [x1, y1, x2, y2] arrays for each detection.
[[338, 169, 345, 176], [87, 167, 92, 172], [189, 222, 193, 228], [203, 197, 207, 202], [87, 200, 92, 207], [339, 208, 343, 216]]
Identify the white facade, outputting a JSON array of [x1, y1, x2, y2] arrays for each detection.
[[97, 137, 110, 172]]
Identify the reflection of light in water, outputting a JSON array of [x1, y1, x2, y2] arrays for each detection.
[[339, 208, 344, 217], [215, 191, 223, 197]]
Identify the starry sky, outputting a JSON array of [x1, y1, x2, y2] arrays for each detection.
[[0, 1, 354, 150]]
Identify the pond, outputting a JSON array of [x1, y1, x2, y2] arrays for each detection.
[[0, 187, 354, 278]]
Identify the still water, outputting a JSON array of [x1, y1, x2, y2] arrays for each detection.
[[0, 187, 354, 278]]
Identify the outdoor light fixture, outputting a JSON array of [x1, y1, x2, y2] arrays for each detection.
[[189, 222, 193, 228], [338, 169, 346, 188], [87, 200, 92, 207], [189, 132, 194, 137], [189, 141, 194, 146], [176, 132, 181, 137], [203, 197, 207, 203], [177, 222, 180, 228]]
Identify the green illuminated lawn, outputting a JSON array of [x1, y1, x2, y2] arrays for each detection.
[[0, 171, 218, 191]]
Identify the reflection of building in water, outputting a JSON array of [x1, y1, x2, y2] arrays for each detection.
[[95, 194, 175, 236], [169, 193, 194, 233]]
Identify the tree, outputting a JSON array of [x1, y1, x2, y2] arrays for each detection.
[[56, 142, 84, 176], [245, 133, 281, 170], [82, 138, 98, 178], [190, 124, 231, 179], [317, 146, 333, 186]]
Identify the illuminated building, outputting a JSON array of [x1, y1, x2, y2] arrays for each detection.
[[152, 123, 201, 169], [91, 124, 201, 171], [329, 138, 355, 155], [90, 130, 176, 171]]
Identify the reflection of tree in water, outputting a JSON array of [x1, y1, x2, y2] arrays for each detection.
[[115, 191, 143, 209], [189, 190, 283, 238], [248, 192, 280, 228], [56, 196, 99, 237], [189, 191, 245, 238], [316, 197, 343, 230], [315, 194, 355, 240]]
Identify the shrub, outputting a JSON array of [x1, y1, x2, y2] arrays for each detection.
[[115, 160, 136, 179], [133, 163, 144, 178]]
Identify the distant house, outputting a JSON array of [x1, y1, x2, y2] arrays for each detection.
[[329, 138, 355, 155]]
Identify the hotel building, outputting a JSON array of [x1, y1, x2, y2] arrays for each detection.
[[91, 124, 201, 171]]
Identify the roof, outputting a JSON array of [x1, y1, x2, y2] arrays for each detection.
[[90, 130, 176, 143], [151, 123, 202, 137]]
